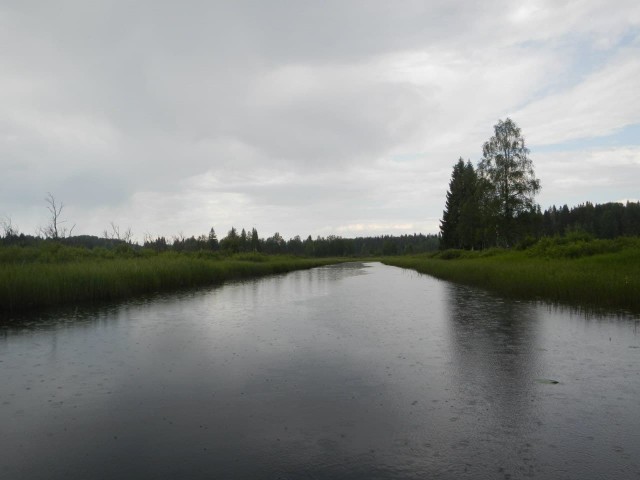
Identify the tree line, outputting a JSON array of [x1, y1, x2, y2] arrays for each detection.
[[1, 211, 438, 257], [539, 201, 640, 239], [1, 189, 439, 257], [131, 227, 437, 256]]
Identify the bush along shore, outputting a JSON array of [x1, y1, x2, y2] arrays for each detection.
[[0, 247, 345, 314], [382, 234, 640, 314]]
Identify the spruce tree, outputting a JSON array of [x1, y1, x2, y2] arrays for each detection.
[[441, 159, 485, 250], [250, 228, 260, 252], [440, 158, 466, 249], [456, 161, 482, 249], [207, 227, 218, 250]]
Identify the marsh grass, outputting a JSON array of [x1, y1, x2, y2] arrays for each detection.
[[0, 249, 343, 313], [382, 237, 640, 313]]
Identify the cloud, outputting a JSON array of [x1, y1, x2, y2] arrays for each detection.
[[1, 1, 639, 239], [535, 146, 640, 207], [515, 48, 640, 146]]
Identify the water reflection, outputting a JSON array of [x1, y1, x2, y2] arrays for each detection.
[[445, 283, 541, 421], [1, 263, 639, 479]]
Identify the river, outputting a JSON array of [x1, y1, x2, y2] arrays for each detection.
[[1, 262, 639, 479]]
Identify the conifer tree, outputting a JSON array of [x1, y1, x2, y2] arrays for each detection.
[[250, 228, 260, 252], [207, 227, 218, 250], [456, 161, 483, 249], [240, 228, 248, 252], [440, 158, 467, 249]]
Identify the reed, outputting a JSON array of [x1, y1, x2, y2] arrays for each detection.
[[0, 252, 343, 313], [382, 237, 640, 314]]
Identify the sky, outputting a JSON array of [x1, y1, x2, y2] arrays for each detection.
[[1, 0, 639, 241]]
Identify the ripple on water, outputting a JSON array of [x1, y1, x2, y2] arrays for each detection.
[[1, 262, 639, 479]]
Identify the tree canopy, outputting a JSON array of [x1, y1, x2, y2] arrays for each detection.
[[478, 118, 540, 245]]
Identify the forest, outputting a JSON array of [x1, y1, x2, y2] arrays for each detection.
[[439, 118, 640, 249], [0, 227, 439, 258]]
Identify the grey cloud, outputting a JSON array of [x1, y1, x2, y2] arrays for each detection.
[[216, 180, 373, 209], [233, 81, 429, 166], [58, 171, 131, 207]]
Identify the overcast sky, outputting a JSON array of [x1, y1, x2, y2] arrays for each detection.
[[2, 0, 639, 241]]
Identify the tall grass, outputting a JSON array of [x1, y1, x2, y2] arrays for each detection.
[[0, 252, 344, 313], [382, 237, 640, 314]]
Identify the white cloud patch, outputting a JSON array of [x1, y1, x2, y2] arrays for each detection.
[[335, 223, 421, 235], [516, 48, 640, 146], [535, 146, 640, 207]]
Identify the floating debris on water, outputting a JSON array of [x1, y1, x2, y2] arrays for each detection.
[[535, 378, 559, 384]]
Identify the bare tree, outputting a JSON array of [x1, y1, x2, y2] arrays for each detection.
[[40, 193, 75, 239], [121, 227, 133, 244], [104, 221, 133, 244], [172, 232, 186, 244], [1, 216, 19, 238], [104, 222, 117, 241]]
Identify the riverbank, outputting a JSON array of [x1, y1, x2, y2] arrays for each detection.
[[382, 236, 640, 314], [0, 250, 345, 314]]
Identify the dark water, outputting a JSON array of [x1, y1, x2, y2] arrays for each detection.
[[1, 262, 639, 479]]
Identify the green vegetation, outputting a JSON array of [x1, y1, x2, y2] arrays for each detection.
[[0, 245, 344, 314], [382, 235, 640, 313], [429, 119, 640, 313]]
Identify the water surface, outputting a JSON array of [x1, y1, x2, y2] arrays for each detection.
[[1, 262, 639, 479]]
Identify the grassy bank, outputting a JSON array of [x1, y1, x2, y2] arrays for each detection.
[[382, 236, 640, 314], [0, 249, 344, 313]]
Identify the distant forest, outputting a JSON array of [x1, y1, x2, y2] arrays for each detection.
[[0, 222, 440, 257], [0, 193, 439, 256], [0, 231, 439, 257], [3, 200, 638, 257], [538, 201, 640, 238]]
